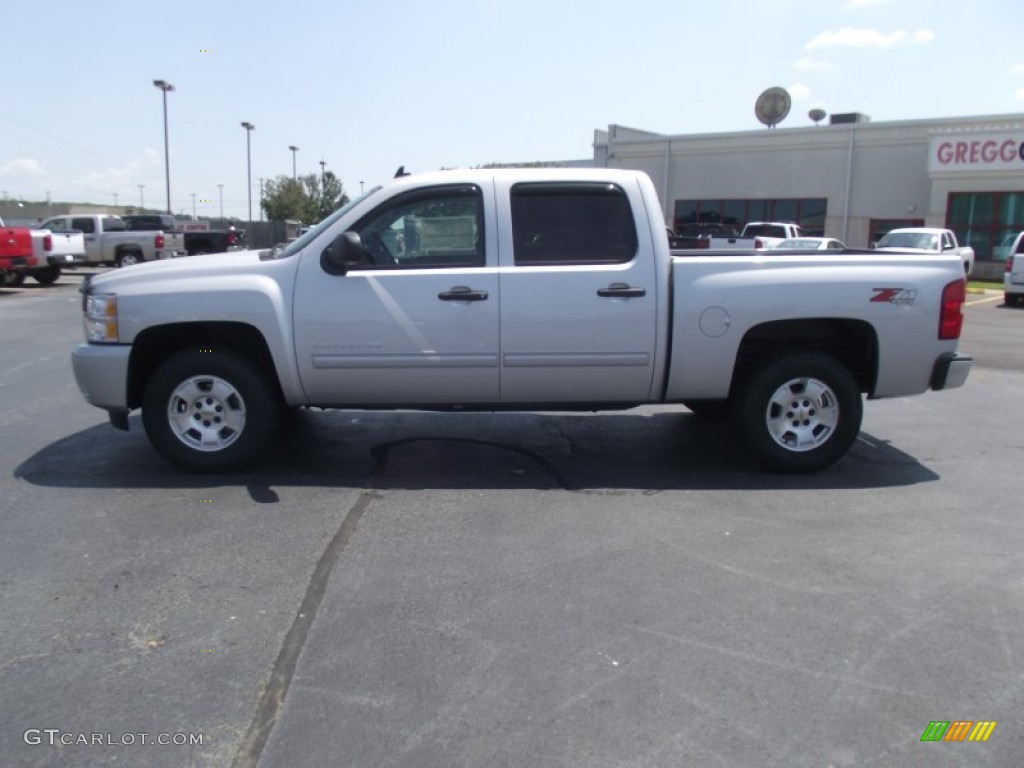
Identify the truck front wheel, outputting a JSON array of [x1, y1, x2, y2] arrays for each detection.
[[142, 349, 282, 473], [736, 353, 862, 473]]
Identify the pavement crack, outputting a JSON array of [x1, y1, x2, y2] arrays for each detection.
[[231, 487, 379, 768]]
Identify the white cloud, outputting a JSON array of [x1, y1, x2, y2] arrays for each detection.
[[0, 158, 44, 178], [844, 0, 886, 8], [1016, 87, 1024, 101], [788, 83, 812, 101], [911, 29, 935, 44], [1011, 64, 1024, 75], [806, 27, 907, 49], [82, 149, 159, 192], [796, 56, 833, 72]]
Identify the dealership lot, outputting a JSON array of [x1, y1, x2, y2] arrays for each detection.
[[1, 273, 1022, 767]]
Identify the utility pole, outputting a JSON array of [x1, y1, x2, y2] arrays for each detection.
[[153, 79, 175, 214], [138, 184, 145, 209], [217, 184, 224, 220], [240, 121, 255, 222]]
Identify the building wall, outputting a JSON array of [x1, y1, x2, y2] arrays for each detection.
[[593, 113, 1024, 263]]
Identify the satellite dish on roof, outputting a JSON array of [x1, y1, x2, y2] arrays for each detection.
[[755, 87, 791, 129], [809, 108, 827, 125]]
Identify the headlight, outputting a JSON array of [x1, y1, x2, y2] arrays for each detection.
[[84, 293, 118, 342]]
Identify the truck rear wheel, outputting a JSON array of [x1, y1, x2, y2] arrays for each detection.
[[736, 352, 862, 473], [116, 250, 142, 267], [33, 266, 60, 285], [142, 349, 282, 473]]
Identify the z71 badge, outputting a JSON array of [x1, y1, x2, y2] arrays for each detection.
[[871, 287, 917, 305]]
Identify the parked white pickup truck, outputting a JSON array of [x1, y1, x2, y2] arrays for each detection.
[[71, 169, 971, 474], [874, 227, 975, 276], [38, 214, 172, 268], [706, 221, 805, 251], [1002, 231, 1024, 306]]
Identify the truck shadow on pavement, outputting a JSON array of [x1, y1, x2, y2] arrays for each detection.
[[16, 409, 938, 496]]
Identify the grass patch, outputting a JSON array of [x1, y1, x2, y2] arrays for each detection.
[[968, 280, 1002, 293]]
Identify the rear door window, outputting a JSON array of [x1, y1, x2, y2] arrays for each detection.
[[510, 182, 637, 266]]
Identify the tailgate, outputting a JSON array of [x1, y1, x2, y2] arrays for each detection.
[[1011, 254, 1024, 285], [0, 227, 32, 258]]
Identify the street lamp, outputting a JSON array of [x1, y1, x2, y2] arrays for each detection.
[[138, 184, 145, 209], [217, 184, 224, 220], [190, 192, 197, 219], [288, 145, 299, 180], [152, 79, 175, 214], [241, 121, 255, 222], [112, 192, 118, 207]]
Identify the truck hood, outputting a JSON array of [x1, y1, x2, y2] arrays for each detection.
[[86, 249, 273, 291]]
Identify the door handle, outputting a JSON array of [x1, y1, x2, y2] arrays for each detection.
[[597, 282, 646, 298], [439, 285, 489, 301]]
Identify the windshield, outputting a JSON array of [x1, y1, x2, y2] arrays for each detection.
[[877, 232, 937, 250], [270, 186, 383, 259]]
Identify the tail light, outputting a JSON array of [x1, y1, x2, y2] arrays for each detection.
[[1007, 257, 1014, 273], [155, 234, 165, 249], [939, 279, 965, 340], [754, 238, 764, 249], [226, 231, 237, 246], [44, 234, 52, 251]]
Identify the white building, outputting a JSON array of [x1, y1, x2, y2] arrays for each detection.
[[591, 112, 1024, 279]]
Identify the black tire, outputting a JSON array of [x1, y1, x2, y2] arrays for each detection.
[[683, 399, 731, 418], [116, 250, 143, 268], [1006, 293, 1019, 308], [736, 352, 862, 473], [32, 266, 61, 285], [142, 349, 282, 473]]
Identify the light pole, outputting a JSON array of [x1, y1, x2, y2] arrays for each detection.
[[112, 192, 118, 207], [360, 180, 364, 195], [217, 184, 224, 220], [153, 79, 175, 214], [190, 192, 196, 219], [289, 145, 299, 180], [241, 121, 255, 222], [138, 184, 145, 209]]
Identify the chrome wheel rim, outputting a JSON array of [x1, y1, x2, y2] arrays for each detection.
[[167, 375, 246, 452], [765, 376, 839, 452]]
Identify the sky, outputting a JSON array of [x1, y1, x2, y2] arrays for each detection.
[[2, 0, 1023, 220]]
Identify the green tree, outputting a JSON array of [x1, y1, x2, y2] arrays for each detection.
[[261, 172, 350, 224]]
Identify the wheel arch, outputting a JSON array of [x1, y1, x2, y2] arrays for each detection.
[[127, 322, 283, 409], [730, 318, 879, 397]]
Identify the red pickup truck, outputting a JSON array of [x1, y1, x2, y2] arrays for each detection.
[[0, 217, 41, 285]]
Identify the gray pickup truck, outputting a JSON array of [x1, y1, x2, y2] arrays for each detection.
[[72, 168, 972, 474]]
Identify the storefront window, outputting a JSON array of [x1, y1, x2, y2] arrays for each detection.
[[948, 192, 1024, 262]]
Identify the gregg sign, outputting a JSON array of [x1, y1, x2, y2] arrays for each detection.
[[930, 132, 1024, 172]]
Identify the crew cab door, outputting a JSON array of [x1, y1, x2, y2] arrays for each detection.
[[496, 179, 660, 403], [293, 183, 500, 404]]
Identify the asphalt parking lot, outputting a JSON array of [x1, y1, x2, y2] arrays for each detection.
[[1, 271, 1021, 767]]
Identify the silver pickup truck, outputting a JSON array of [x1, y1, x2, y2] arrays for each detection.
[[38, 214, 175, 268], [71, 168, 971, 474]]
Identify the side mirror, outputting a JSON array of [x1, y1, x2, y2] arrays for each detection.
[[321, 231, 365, 275], [869, 241, 877, 249]]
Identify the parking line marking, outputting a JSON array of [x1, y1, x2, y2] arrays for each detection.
[[966, 294, 1005, 306]]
